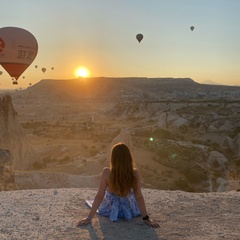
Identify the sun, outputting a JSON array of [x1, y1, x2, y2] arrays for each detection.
[[77, 67, 89, 78]]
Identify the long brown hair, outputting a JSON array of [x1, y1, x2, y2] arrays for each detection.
[[109, 143, 137, 196]]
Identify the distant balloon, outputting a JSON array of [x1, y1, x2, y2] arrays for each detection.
[[0, 27, 38, 83], [22, 76, 25, 79], [29, 83, 32, 87], [35, 65, 38, 69], [0, 71, 2, 75], [136, 33, 143, 43], [51, 67, 54, 70], [190, 26, 195, 31], [41, 67, 46, 73]]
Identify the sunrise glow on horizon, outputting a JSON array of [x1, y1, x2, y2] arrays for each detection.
[[76, 67, 90, 78]]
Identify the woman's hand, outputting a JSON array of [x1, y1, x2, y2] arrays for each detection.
[[77, 217, 91, 227], [144, 218, 160, 228]]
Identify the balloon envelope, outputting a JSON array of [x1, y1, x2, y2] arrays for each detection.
[[0, 71, 2, 75], [41, 67, 46, 73], [0, 27, 38, 80], [136, 33, 143, 43], [190, 26, 194, 31]]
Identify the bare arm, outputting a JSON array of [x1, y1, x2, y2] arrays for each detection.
[[133, 169, 160, 228], [77, 168, 108, 226]]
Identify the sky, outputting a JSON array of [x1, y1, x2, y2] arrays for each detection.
[[1, 0, 240, 89]]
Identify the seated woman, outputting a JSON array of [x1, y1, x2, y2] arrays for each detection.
[[77, 143, 159, 228]]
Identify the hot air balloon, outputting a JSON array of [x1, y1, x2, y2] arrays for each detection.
[[0, 71, 2, 75], [35, 65, 38, 69], [41, 67, 46, 73], [136, 33, 143, 43], [190, 26, 194, 31], [51, 67, 54, 70], [0, 27, 38, 83]]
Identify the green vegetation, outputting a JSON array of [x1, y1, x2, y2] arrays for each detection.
[[227, 169, 240, 191], [89, 145, 98, 156], [32, 161, 46, 169], [59, 156, 71, 163]]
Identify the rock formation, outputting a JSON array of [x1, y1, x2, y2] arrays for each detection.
[[0, 149, 17, 191], [207, 151, 228, 172], [0, 95, 37, 170], [221, 132, 240, 158]]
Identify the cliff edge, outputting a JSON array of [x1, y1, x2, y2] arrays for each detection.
[[0, 188, 239, 240]]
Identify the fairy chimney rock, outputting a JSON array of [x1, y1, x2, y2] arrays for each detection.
[[0, 149, 17, 191], [0, 95, 37, 170]]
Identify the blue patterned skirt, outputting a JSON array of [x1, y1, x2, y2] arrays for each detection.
[[86, 190, 141, 222]]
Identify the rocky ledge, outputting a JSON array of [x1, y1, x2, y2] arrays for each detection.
[[0, 188, 239, 240]]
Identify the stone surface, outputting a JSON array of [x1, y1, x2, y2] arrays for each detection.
[[0, 188, 240, 240]]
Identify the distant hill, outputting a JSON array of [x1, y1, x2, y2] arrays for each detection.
[[200, 80, 224, 85], [23, 77, 200, 95], [8, 77, 240, 103]]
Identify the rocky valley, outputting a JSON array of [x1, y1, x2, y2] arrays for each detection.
[[1, 77, 240, 192]]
